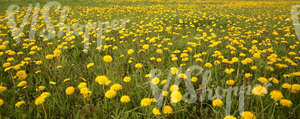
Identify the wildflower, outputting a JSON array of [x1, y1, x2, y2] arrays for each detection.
[[53, 49, 61, 57], [40, 92, 51, 97], [77, 82, 87, 89], [135, 63, 143, 69], [253, 53, 261, 59], [2, 62, 11, 68], [86, 63, 94, 69], [105, 90, 117, 99], [15, 100, 25, 107], [212, 99, 224, 107], [162, 91, 169, 96], [178, 73, 187, 79], [123, 76, 131, 83], [45, 54, 55, 59], [282, 83, 291, 89], [37, 86, 46, 91], [110, 83, 123, 91], [280, 99, 293, 107], [170, 67, 178, 74], [35, 97, 46, 105], [269, 77, 279, 84], [140, 98, 152, 107], [241, 111, 256, 119], [127, 49, 134, 55], [145, 74, 151, 78], [191, 77, 198, 82], [65, 86, 75, 95], [16, 70, 27, 80], [250, 66, 257, 70], [35, 92, 51, 105], [170, 91, 182, 103], [251, 85, 268, 96], [270, 90, 283, 101], [245, 73, 252, 78], [80, 87, 92, 98], [103, 55, 113, 63], [226, 80, 235, 85], [152, 107, 161, 115], [291, 84, 300, 93], [156, 49, 163, 54], [0, 86, 7, 93], [225, 68, 234, 74], [34, 60, 42, 65], [95, 75, 111, 85], [156, 58, 162, 62], [224, 115, 237, 119], [64, 78, 71, 82], [257, 77, 269, 84], [169, 85, 179, 92], [204, 62, 212, 68], [120, 95, 130, 103], [142, 44, 149, 50], [0, 98, 3, 106], [17, 81, 27, 87], [49, 81, 56, 85], [163, 105, 173, 114], [151, 77, 160, 85]]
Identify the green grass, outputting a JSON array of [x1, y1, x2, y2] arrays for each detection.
[[0, 0, 299, 118]]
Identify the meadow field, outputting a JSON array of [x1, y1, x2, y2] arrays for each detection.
[[0, 0, 299, 118]]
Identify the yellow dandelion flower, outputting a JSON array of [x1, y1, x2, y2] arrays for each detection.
[[257, 77, 269, 84], [0, 98, 4, 106], [151, 77, 160, 85], [140, 98, 152, 107], [135, 63, 143, 69], [191, 77, 198, 82], [204, 62, 213, 68], [15, 100, 25, 107], [123, 76, 131, 83], [95, 75, 110, 85], [120, 95, 130, 103], [212, 99, 224, 107], [224, 115, 237, 119], [16, 70, 27, 80], [77, 82, 87, 89], [270, 90, 283, 101], [65, 86, 75, 95], [110, 83, 123, 91], [225, 68, 235, 74], [226, 80, 235, 85], [241, 111, 256, 119], [105, 90, 117, 99], [86, 63, 94, 69], [127, 49, 134, 55], [0, 86, 7, 93], [291, 84, 300, 93], [280, 99, 293, 107], [17, 81, 27, 87], [163, 105, 173, 114], [152, 107, 161, 115], [103, 55, 113, 63], [251, 85, 268, 96], [170, 91, 182, 103], [282, 83, 291, 89]]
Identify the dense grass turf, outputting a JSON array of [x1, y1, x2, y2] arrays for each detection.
[[0, 0, 299, 118]]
